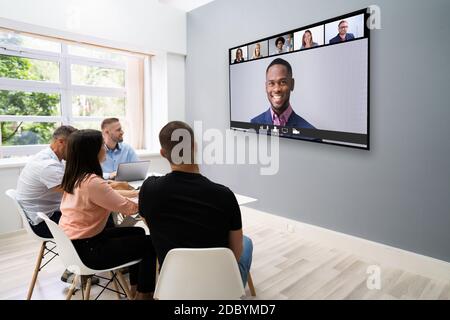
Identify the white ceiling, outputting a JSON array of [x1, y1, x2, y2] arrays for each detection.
[[159, 0, 216, 12]]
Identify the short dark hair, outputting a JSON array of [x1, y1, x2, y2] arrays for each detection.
[[266, 58, 293, 78], [275, 36, 285, 46], [338, 20, 348, 27], [101, 118, 120, 130], [159, 121, 195, 164], [61, 129, 104, 194], [52, 125, 77, 140]]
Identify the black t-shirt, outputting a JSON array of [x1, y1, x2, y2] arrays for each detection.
[[138, 171, 242, 265]]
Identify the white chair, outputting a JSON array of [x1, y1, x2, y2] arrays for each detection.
[[5, 189, 58, 300], [154, 247, 254, 300], [37, 212, 141, 300]]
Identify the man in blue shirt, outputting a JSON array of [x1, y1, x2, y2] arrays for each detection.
[[101, 118, 139, 180], [329, 20, 355, 44]]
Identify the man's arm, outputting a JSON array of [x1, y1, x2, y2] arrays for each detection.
[[128, 145, 139, 162], [49, 185, 64, 193], [228, 229, 243, 261], [108, 180, 133, 190], [41, 164, 64, 193]]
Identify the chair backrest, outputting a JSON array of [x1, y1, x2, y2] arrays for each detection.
[[154, 247, 245, 300], [5, 189, 49, 242], [36, 212, 96, 275]]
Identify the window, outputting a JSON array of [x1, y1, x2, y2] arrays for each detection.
[[0, 29, 147, 158]]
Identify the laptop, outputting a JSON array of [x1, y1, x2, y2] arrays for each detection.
[[115, 161, 150, 188]]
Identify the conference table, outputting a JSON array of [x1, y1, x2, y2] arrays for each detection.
[[117, 172, 257, 227], [128, 172, 258, 206]]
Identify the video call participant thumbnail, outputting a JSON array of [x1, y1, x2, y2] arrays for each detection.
[[252, 43, 263, 59], [272, 36, 286, 55], [329, 20, 355, 44], [301, 30, 319, 49], [234, 48, 245, 63]]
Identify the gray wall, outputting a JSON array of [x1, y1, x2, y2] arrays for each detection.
[[186, 0, 450, 262]]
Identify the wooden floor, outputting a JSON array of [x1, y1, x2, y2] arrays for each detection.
[[0, 208, 449, 300]]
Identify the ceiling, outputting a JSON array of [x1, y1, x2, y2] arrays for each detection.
[[159, 0, 216, 12]]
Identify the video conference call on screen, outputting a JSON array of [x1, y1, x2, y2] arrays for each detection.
[[229, 8, 370, 150]]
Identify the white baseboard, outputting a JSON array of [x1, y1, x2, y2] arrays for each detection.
[[242, 206, 450, 282]]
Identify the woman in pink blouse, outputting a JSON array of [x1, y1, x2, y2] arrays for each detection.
[[59, 129, 155, 300]]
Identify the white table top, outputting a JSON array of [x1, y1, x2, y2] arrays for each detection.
[[235, 194, 258, 206], [128, 172, 257, 206]]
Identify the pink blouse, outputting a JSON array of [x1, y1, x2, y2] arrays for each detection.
[[59, 174, 138, 239]]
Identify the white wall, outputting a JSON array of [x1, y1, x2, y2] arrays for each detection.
[[0, 0, 186, 54], [0, 167, 23, 234], [0, 0, 186, 234], [167, 53, 186, 122], [187, 0, 450, 262]]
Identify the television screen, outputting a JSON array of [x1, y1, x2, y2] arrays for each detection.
[[229, 9, 370, 149]]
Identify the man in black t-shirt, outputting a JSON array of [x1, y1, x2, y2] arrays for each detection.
[[139, 121, 253, 285]]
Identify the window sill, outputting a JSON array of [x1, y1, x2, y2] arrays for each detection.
[[0, 149, 161, 170], [0, 157, 30, 170], [136, 149, 160, 158]]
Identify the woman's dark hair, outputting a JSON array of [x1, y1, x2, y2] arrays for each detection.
[[275, 36, 285, 46], [61, 129, 104, 194], [302, 30, 313, 47]]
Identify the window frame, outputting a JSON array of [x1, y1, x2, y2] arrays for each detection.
[[0, 32, 128, 158]]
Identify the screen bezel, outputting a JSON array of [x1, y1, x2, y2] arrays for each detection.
[[228, 8, 371, 150]]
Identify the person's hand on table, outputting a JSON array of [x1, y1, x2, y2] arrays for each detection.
[[109, 171, 117, 180], [108, 180, 134, 190]]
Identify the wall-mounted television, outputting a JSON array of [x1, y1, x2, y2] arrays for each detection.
[[229, 8, 370, 149]]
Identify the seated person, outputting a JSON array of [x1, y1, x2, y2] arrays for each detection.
[[101, 118, 138, 180], [16, 125, 83, 284], [329, 20, 355, 44], [16, 125, 77, 238], [59, 129, 156, 300], [139, 121, 253, 286]]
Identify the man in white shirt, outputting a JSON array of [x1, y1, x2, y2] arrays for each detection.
[[16, 125, 77, 238]]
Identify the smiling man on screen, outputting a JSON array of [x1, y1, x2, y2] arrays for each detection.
[[251, 58, 316, 129]]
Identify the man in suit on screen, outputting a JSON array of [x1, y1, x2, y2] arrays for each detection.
[[251, 58, 316, 130]]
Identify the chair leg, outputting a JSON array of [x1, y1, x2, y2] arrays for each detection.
[[111, 271, 122, 300], [66, 274, 79, 300], [247, 272, 256, 297], [116, 270, 133, 300], [83, 276, 92, 300], [27, 242, 46, 300]]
